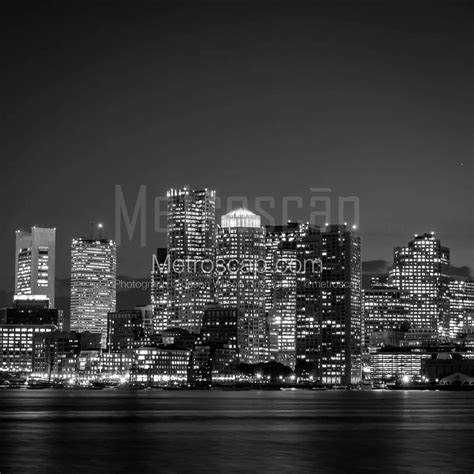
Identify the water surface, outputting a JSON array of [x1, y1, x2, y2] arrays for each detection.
[[1, 390, 473, 473]]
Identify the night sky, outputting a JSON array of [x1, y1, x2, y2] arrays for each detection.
[[0, 1, 472, 307]]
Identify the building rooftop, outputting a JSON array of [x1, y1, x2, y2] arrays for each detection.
[[221, 207, 261, 228]]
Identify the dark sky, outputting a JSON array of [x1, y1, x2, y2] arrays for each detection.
[[0, 1, 472, 302]]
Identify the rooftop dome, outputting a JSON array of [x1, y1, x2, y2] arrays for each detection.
[[221, 207, 261, 228]]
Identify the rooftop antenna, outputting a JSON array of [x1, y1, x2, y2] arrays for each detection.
[[98, 223, 103, 240], [90, 221, 94, 240]]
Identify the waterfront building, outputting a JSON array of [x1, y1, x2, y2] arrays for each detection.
[[0, 324, 56, 372], [32, 331, 101, 379], [216, 208, 268, 363], [388, 233, 450, 336], [319, 224, 362, 385], [369, 347, 431, 383], [100, 352, 136, 378], [422, 353, 474, 382], [265, 223, 321, 369], [131, 347, 190, 384]]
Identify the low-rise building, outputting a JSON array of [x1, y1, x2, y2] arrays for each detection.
[[1, 324, 56, 372], [422, 353, 474, 382], [131, 347, 190, 385]]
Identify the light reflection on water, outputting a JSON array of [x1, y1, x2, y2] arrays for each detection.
[[0, 390, 473, 473]]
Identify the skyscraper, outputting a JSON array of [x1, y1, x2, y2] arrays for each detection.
[[388, 233, 450, 336], [216, 207, 268, 363], [70, 237, 117, 347], [320, 224, 362, 385], [162, 186, 216, 333], [265, 223, 321, 370], [15, 227, 56, 306]]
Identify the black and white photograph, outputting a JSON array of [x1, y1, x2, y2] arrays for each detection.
[[0, 1, 473, 472]]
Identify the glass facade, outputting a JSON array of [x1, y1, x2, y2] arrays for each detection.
[[15, 227, 56, 306], [217, 208, 268, 363], [70, 238, 117, 347], [389, 233, 450, 336], [265, 223, 321, 369], [156, 186, 216, 334], [320, 225, 362, 385]]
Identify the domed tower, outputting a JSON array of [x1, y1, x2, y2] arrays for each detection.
[[216, 207, 268, 364]]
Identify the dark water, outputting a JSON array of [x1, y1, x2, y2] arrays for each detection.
[[0, 390, 473, 473]]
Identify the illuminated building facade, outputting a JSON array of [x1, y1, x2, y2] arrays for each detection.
[[400, 328, 438, 347], [0, 296, 61, 372], [100, 352, 135, 378], [164, 186, 216, 333], [0, 325, 56, 372], [388, 233, 450, 336], [132, 347, 190, 384], [363, 285, 411, 348], [369, 347, 431, 383], [76, 350, 102, 380], [15, 227, 56, 306], [70, 238, 117, 347], [320, 224, 362, 385], [217, 208, 268, 363], [151, 248, 169, 333], [211, 348, 239, 383], [32, 331, 101, 379], [265, 223, 321, 369], [447, 279, 474, 338]]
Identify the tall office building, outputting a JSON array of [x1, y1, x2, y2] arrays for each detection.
[[15, 227, 56, 306], [265, 223, 321, 369], [216, 207, 268, 363], [388, 233, 450, 336], [320, 224, 362, 385], [151, 248, 169, 333], [162, 186, 216, 333], [70, 238, 117, 347]]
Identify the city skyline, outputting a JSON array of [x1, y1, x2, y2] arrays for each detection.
[[1, 2, 472, 472], [3, 197, 473, 384], [5, 203, 473, 316], [5, 198, 473, 364]]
